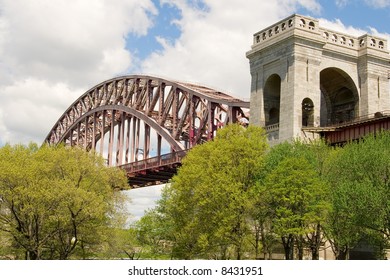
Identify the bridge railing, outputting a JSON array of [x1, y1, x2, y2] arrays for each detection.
[[120, 150, 188, 173], [265, 123, 279, 132], [333, 110, 390, 127]]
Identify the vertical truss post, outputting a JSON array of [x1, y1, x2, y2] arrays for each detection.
[[144, 123, 150, 159], [172, 88, 179, 138], [158, 82, 165, 123], [77, 122, 81, 146], [146, 80, 152, 112], [92, 112, 97, 150], [100, 110, 105, 157], [189, 94, 195, 148], [83, 116, 88, 149], [207, 102, 216, 140], [157, 134, 162, 157], [125, 116, 131, 163], [108, 109, 115, 166], [231, 107, 240, 123], [131, 117, 136, 163], [117, 111, 125, 165], [135, 118, 140, 162]]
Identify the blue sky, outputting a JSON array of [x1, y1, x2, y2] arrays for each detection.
[[1, 0, 390, 219], [124, 0, 390, 73], [309, 0, 390, 31], [125, 0, 182, 61]]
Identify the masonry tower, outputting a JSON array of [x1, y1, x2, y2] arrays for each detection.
[[246, 14, 390, 144]]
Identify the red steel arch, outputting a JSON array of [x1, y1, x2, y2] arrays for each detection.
[[45, 75, 249, 185]]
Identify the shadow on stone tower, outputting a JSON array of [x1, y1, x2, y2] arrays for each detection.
[[247, 14, 390, 145]]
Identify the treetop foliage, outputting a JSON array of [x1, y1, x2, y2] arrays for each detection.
[[134, 128, 390, 260], [0, 143, 129, 260]]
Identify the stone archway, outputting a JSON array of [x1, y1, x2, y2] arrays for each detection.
[[320, 68, 359, 126], [264, 74, 281, 126], [302, 98, 314, 127]]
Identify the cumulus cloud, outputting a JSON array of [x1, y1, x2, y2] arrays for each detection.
[[0, 0, 157, 145], [335, 0, 349, 8], [364, 0, 390, 8], [124, 184, 165, 223], [0, 0, 156, 87], [319, 17, 390, 45], [0, 79, 82, 144], [140, 0, 322, 99], [319, 18, 367, 37], [334, 0, 390, 9]]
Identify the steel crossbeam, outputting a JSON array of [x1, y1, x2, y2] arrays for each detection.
[[45, 75, 249, 187]]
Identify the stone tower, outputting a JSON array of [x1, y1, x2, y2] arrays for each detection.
[[246, 14, 390, 144]]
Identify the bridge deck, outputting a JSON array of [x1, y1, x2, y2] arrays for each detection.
[[120, 150, 188, 188], [302, 111, 390, 145]]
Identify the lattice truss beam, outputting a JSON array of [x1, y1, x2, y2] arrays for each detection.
[[45, 75, 249, 167]]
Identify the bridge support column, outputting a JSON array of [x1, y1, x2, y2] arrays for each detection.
[[144, 123, 150, 159], [117, 112, 125, 165], [108, 109, 115, 166], [125, 116, 131, 164], [100, 110, 106, 158], [92, 112, 97, 151]]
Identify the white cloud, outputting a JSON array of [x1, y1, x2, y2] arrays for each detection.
[[0, 0, 157, 145], [335, 0, 349, 8], [319, 17, 390, 47], [124, 184, 165, 223], [334, 0, 390, 9], [0, 79, 82, 144], [140, 0, 322, 99], [364, 0, 390, 8], [319, 18, 367, 37], [0, 0, 157, 87]]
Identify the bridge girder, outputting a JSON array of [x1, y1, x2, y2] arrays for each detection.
[[45, 75, 249, 172]]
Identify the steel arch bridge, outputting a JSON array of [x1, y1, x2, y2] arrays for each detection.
[[45, 75, 249, 187]]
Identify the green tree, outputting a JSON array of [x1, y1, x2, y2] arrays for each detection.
[[325, 131, 390, 259], [0, 143, 128, 259], [258, 140, 330, 260], [153, 124, 268, 259], [100, 227, 142, 260], [264, 156, 329, 260], [134, 208, 173, 259]]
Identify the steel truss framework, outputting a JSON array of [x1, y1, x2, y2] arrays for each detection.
[[45, 75, 249, 185]]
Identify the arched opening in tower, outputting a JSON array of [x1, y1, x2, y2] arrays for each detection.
[[264, 74, 281, 126], [302, 98, 314, 127], [320, 68, 359, 126]]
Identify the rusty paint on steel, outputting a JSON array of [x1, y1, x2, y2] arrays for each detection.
[[302, 111, 390, 145], [45, 75, 249, 187]]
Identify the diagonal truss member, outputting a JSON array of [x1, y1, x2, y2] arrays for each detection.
[[45, 75, 249, 186]]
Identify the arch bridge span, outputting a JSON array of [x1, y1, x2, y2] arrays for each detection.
[[45, 75, 249, 187]]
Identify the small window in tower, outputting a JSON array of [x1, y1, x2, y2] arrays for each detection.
[[263, 32, 266, 40], [340, 37, 346, 45], [275, 26, 280, 34], [282, 23, 286, 31], [379, 41, 384, 49], [288, 19, 293, 27], [256, 35, 260, 43], [299, 19, 306, 28], [269, 29, 273, 37], [323, 32, 329, 40], [309, 21, 315, 30], [348, 39, 354, 47], [370, 38, 376, 47], [360, 39, 365, 47], [332, 34, 338, 43], [302, 98, 314, 127]]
